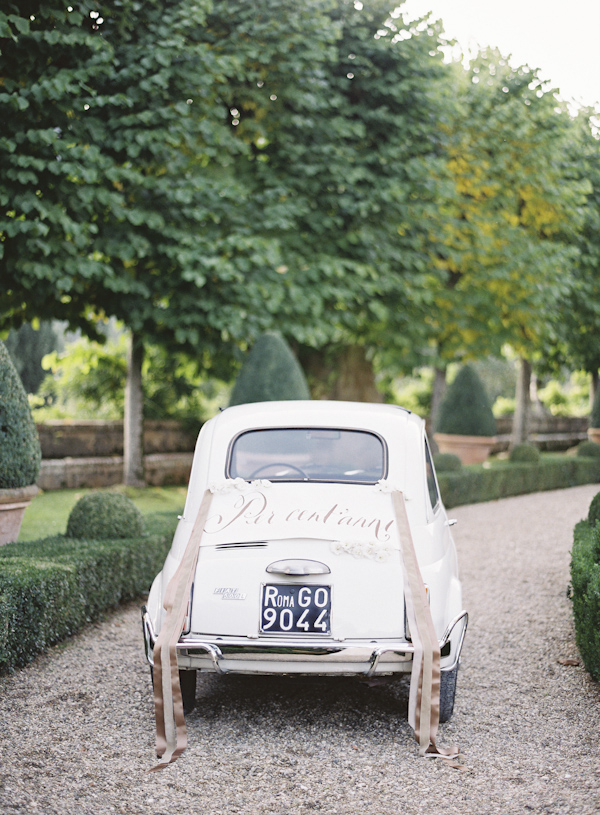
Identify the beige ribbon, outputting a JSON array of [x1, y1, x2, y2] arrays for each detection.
[[392, 492, 460, 763], [149, 490, 213, 772]]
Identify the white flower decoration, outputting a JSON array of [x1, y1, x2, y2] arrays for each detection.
[[330, 539, 393, 561], [210, 478, 272, 494]]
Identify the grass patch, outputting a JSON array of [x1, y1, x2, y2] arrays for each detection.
[[19, 485, 186, 541]]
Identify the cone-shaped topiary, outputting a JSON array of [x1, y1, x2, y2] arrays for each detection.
[[435, 365, 496, 437], [590, 386, 600, 429], [0, 340, 41, 488], [66, 492, 145, 539], [229, 332, 310, 406]]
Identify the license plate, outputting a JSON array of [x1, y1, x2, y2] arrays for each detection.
[[260, 584, 331, 635]]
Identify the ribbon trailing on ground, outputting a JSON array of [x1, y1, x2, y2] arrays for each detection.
[[149, 489, 213, 772], [391, 491, 460, 764]]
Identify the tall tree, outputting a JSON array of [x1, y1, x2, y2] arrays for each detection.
[[421, 50, 587, 426], [0, 0, 339, 479], [213, 0, 453, 399], [547, 110, 600, 406]]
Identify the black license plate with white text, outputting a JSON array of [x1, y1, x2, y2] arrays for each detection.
[[260, 584, 331, 635]]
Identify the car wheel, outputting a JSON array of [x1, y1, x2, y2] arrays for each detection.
[[150, 668, 197, 716], [179, 669, 197, 715], [439, 664, 458, 723]]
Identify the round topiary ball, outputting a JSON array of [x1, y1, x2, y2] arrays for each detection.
[[576, 441, 600, 459], [509, 443, 541, 464], [433, 452, 463, 472], [588, 491, 600, 525], [66, 492, 145, 539]]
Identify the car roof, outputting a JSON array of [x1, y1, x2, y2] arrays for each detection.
[[211, 400, 420, 435]]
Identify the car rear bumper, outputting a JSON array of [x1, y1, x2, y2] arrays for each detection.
[[142, 608, 468, 677]]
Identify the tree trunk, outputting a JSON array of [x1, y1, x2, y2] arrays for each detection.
[[430, 366, 447, 428], [511, 357, 532, 446], [330, 345, 383, 402], [124, 331, 145, 487], [296, 345, 382, 402], [591, 369, 599, 412]]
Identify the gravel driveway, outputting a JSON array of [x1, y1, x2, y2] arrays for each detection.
[[1, 484, 600, 815]]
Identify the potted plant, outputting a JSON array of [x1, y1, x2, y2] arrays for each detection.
[[433, 364, 497, 465], [588, 386, 600, 446], [0, 340, 41, 544]]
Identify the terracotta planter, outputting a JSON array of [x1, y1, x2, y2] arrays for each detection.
[[0, 484, 39, 545], [434, 433, 496, 466], [587, 428, 600, 445]]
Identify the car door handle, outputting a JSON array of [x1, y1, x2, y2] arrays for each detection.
[[266, 559, 331, 575]]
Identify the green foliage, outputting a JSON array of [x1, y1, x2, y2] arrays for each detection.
[[433, 453, 462, 472], [19, 485, 186, 542], [548, 112, 600, 379], [3, 322, 57, 394], [435, 365, 496, 437], [66, 492, 144, 539], [509, 444, 541, 464], [588, 491, 600, 525], [217, 0, 453, 367], [392, 370, 433, 416], [537, 373, 590, 418], [426, 49, 586, 369], [591, 386, 600, 428], [34, 333, 226, 422], [437, 456, 600, 509], [1, 0, 309, 370], [577, 440, 600, 459], [0, 340, 41, 488], [0, 512, 177, 673], [229, 333, 310, 406], [570, 520, 600, 681]]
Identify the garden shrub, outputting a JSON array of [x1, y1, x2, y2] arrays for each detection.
[[588, 491, 600, 525], [437, 455, 600, 509], [0, 512, 177, 673], [570, 518, 600, 682], [229, 332, 310, 406], [509, 443, 541, 464], [576, 440, 600, 459], [0, 340, 41, 488], [66, 491, 145, 539], [435, 365, 496, 437], [433, 452, 462, 472]]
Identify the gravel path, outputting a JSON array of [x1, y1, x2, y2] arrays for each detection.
[[1, 484, 600, 815]]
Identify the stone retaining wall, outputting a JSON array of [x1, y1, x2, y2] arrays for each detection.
[[38, 453, 193, 491], [36, 420, 198, 459]]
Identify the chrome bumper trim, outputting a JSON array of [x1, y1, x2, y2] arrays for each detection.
[[141, 607, 468, 675]]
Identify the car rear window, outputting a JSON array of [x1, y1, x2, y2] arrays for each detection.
[[228, 428, 386, 484]]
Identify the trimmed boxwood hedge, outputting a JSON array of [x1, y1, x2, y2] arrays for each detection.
[[0, 512, 177, 674], [437, 455, 600, 509], [570, 517, 600, 682]]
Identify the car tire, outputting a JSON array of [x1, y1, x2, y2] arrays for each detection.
[[179, 669, 197, 715], [439, 664, 458, 723], [150, 668, 197, 716]]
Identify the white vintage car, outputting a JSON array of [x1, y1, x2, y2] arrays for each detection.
[[143, 400, 467, 760]]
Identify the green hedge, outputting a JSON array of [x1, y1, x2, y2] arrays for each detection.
[[0, 512, 177, 674], [438, 456, 600, 509], [570, 519, 600, 681]]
